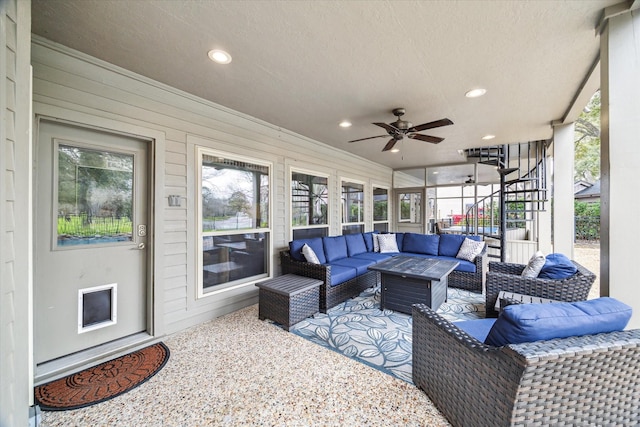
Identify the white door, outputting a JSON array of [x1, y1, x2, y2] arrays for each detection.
[[395, 188, 426, 234], [34, 119, 150, 364]]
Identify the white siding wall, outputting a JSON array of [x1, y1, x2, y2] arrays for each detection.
[[1, 0, 32, 424], [31, 37, 392, 336]]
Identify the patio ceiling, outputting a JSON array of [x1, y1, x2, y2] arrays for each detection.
[[31, 0, 616, 173]]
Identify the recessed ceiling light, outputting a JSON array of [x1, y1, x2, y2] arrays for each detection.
[[390, 148, 400, 153], [465, 88, 487, 98], [482, 134, 496, 140], [208, 49, 232, 64], [339, 120, 352, 128], [432, 171, 439, 174]]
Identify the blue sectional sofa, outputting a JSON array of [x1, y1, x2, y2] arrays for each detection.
[[280, 232, 486, 312]]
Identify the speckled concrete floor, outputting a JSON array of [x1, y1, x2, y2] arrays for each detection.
[[40, 304, 451, 427]]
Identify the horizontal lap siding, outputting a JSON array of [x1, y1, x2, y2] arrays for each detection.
[[31, 38, 392, 336]]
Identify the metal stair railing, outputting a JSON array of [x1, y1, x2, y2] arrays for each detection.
[[464, 140, 549, 261]]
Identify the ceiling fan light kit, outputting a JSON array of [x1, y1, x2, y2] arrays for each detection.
[[348, 108, 453, 152]]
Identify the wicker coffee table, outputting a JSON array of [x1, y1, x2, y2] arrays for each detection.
[[368, 256, 459, 314], [256, 274, 322, 331]]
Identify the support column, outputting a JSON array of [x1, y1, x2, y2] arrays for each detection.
[[551, 123, 575, 258], [601, 9, 640, 328]]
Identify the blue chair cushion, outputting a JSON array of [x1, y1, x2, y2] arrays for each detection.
[[362, 232, 378, 252], [438, 234, 481, 257], [351, 252, 395, 263], [322, 236, 348, 263], [345, 233, 367, 257], [325, 264, 358, 286], [484, 297, 632, 347], [538, 253, 578, 279], [289, 238, 326, 264], [402, 233, 439, 256], [331, 257, 376, 275], [454, 318, 497, 343]]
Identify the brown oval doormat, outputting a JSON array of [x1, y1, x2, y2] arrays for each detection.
[[34, 342, 170, 411]]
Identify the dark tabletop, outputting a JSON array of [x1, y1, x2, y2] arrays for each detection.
[[368, 255, 459, 281]]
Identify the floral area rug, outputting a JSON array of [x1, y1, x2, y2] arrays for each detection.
[[291, 287, 484, 384]]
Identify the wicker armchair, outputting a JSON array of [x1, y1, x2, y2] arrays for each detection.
[[485, 260, 596, 317], [412, 304, 640, 427]]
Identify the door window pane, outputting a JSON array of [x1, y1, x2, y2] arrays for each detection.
[[57, 144, 133, 246], [399, 192, 421, 223]]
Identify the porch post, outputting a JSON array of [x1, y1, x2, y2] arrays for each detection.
[[551, 123, 575, 258], [600, 7, 640, 328]]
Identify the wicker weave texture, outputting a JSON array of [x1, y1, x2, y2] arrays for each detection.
[[412, 304, 640, 427], [257, 276, 321, 331], [485, 260, 596, 317], [280, 251, 378, 313], [447, 247, 487, 293]]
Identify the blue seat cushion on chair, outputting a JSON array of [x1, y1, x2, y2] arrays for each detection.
[[538, 253, 578, 279], [331, 257, 376, 275], [438, 234, 481, 257], [484, 297, 633, 347], [289, 238, 326, 264], [325, 264, 358, 286], [402, 233, 440, 255], [362, 232, 378, 252], [352, 252, 395, 263], [322, 236, 348, 262], [345, 233, 368, 256], [454, 318, 497, 343]]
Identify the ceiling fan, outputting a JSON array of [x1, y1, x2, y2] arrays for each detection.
[[348, 108, 453, 152]]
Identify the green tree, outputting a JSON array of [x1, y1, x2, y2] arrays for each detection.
[[574, 91, 600, 182]]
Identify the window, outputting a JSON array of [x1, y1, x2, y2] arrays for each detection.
[[291, 171, 329, 239], [198, 150, 270, 295], [341, 180, 364, 234], [398, 192, 421, 223], [373, 186, 389, 232]]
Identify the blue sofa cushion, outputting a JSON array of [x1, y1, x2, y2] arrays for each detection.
[[455, 318, 497, 343], [289, 238, 326, 264], [538, 253, 578, 279], [326, 264, 358, 286], [322, 236, 348, 263], [402, 233, 440, 256], [435, 255, 476, 273], [362, 232, 378, 252], [331, 257, 376, 275], [438, 234, 481, 257], [395, 233, 405, 252], [345, 233, 367, 257], [351, 252, 395, 263], [484, 297, 632, 347]]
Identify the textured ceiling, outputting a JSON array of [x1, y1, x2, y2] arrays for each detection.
[[31, 0, 615, 172]]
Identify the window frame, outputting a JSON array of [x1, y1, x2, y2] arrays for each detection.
[[290, 167, 331, 240], [196, 147, 272, 298], [372, 184, 390, 233], [340, 177, 366, 235]]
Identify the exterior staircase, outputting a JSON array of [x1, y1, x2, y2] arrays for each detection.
[[464, 141, 550, 261]]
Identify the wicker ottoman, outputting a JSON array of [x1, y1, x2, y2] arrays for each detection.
[[256, 274, 322, 331]]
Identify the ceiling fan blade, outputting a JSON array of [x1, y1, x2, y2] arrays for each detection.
[[382, 139, 398, 152], [409, 118, 453, 132], [348, 135, 388, 142], [373, 122, 398, 134], [408, 133, 444, 144]]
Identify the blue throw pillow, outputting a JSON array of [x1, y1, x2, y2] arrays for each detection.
[[362, 232, 378, 252], [484, 297, 632, 347], [538, 253, 578, 279]]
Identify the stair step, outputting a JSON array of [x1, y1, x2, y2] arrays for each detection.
[[487, 254, 501, 259]]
